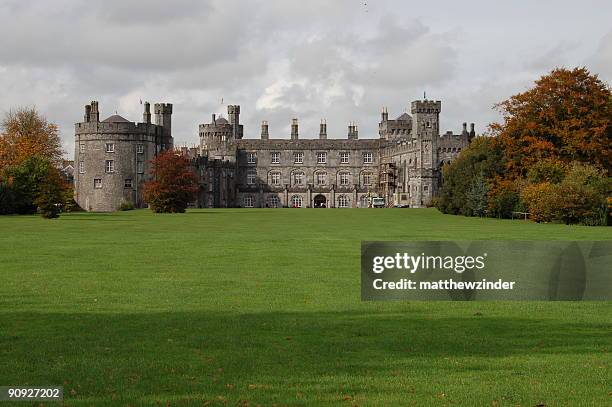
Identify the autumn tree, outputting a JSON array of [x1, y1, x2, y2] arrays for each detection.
[[491, 67, 612, 177], [142, 150, 198, 213]]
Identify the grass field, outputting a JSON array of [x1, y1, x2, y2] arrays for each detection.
[[0, 208, 610, 406]]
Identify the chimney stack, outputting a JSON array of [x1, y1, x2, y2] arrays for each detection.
[[84, 104, 91, 122], [381, 107, 388, 122], [462, 122, 468, 136], [469, 123, 475, 139], [212, 113, 216, 123], [319, 119, 327, 139], [143, 102, 151, 124], [90, 101, 99, 122], [348, 122, 359, 140], [261, 120, 269, 140], [291, 118, 299, 140]]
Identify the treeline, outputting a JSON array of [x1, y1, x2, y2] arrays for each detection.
[[436, 68, 611, 226], [0, 107, 72, 218]]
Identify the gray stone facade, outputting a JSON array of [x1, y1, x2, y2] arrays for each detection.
[[74, 98, 472, 211], [73, 101, 172, 212]]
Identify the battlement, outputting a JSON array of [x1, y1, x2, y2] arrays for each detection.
[[153, 103, 173, 114], [227, 105, 240, 114], [411, 100, 441, 114], [75, 121, 163, 136]]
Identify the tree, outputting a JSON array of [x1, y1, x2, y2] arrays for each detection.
[[436, 137, 503, 215], [491, 67, 612, 177], [143, 150, 198, 213], [0, 107, 63, 173], [34, 167, 66, 218], [465, 173, 488, 217]]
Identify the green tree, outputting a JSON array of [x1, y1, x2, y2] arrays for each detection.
[[34, 167, 66, 218], [465, 173, 488, 217]]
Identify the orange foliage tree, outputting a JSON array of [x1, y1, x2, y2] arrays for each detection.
[[0, 107, 63, 173], [491, 67, 612, 178], [142, 150, 198, 213]]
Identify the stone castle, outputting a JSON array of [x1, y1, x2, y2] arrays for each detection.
[[73, 99, 474, 211]]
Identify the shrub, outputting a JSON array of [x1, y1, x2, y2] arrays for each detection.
[[119, 201, 135, 211]]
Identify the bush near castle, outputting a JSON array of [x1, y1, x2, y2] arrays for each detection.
[[0, 107, 69, 218], [436, 68, 611, 226]]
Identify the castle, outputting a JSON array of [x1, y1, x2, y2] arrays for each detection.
[[73, 99, 473, 211]]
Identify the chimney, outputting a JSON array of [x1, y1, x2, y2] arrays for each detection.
[[212, 113, 216, 123], [319, 119, 327, 139], [291, 118, 299, 140], [469, 123, 475, 138], [143, 102, 151, 124], [381, 107, 388, 122], [84, 104, 91, 122], [348, 122, 358, 140], [90, 101, 99, 122], [261, 120, 269, 140], [462, 122, 468, 136]]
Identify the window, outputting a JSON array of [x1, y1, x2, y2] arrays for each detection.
[[105, 160, 115, 173], [271, 152, 280, 164], [291, 195, 303, 208], [247, 170, 257, 185], [363, 152, 373, 164], [124, 179, 133, 188], [293, 171, 304, 186], [340, 172, 350, 186], [244, 196, 254, 208], [362, 172, 372, 186], [317, 152, 327, 164], [105, 143, 114, 153], [93, 178, 102, 189], [137, 144, 144, 154], [247, 152, 257, 164], [294, 152, 303, 164], [424, 185, 429, 192], [316, 172, 326, 185], [270, 172, 281, 185], [78, 161, 84, 174], [338, 195, 349, 208], [137, 161, 144, 174], [340, 152, 349, 164], [79, 144, 85, 153], [268, 195, 280, 208]]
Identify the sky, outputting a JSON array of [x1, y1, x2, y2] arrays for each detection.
[[0, 0, 610, 158]]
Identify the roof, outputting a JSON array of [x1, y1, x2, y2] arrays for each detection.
[[102, 114, 131, 123], [214, 117, 229, 125], [396, 113, 412, 121]]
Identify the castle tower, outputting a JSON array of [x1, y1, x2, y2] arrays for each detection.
[[410, 99, 441, 206], [319, 119, 327, 140], [227, 105, 243, 139], [154, 103, 173, 150], [291, 118, 299, 140]]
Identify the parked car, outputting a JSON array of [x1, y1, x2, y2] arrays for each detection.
[[372, 197, 385, 208]]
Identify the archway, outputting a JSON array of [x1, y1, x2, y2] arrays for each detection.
[[313, 194, 327, 208]]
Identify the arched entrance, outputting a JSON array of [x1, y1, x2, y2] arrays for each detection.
[[313, 194, 327, 208]]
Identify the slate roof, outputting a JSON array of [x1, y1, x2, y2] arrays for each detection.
[[102, 114, 131, 123]]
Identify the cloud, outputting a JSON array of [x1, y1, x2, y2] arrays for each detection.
[[0, 0, 610, 157]]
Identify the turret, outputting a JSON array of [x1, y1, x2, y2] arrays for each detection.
[[291, 118, 299, 140], [227, 105, 242, 139], [410, 99, 441, 141], [319, 119, 327, 139], [154, 103, 173, 150], [143, 102, 151, 124], [261, 120, 269, 140]]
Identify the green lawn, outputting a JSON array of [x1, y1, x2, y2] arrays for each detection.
[[0, 208, 610, 406]]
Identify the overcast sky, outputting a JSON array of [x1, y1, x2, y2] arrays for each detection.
[[0, 0, 610, 158]]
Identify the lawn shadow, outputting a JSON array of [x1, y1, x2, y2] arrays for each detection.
[[0, 309, 610, 405]]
